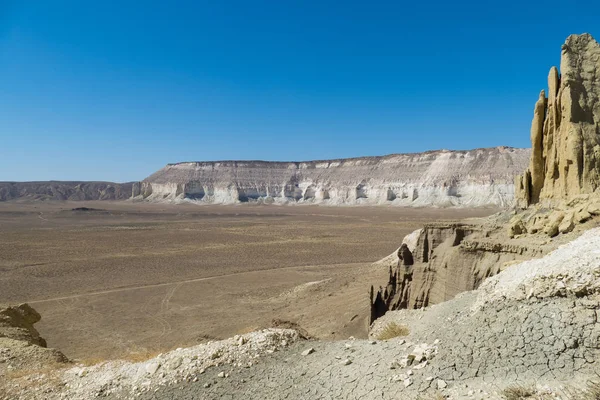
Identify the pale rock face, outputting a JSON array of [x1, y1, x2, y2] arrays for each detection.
[[517, 33, 600, 207], [139, 147, 529, 208]]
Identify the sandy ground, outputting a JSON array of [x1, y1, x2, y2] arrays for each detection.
[[0, 201, 495, 362]]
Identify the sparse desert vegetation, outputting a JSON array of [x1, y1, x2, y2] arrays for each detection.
[[376, 322, 409, 340]]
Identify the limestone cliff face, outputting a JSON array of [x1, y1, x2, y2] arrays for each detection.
[[139, 147, 529, 208], [517, 34, 600, 207]]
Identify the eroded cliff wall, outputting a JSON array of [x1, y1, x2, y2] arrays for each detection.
[[516, 33, 600, 207], [0, 181, 135, 201], [138, 147, 529, 208]]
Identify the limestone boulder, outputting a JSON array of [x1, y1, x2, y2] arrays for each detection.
[[544, 211, 565, 237], [508, 216, 526, 238], [587, 201, 600, 216], [558, 212, 575, 234]]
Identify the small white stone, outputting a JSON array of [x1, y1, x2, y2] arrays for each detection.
[[341, 359, 352, 366], [437, 379, 447, 389], [217, 371, 225, 378], [404, 378, 413, 387], [301, 348, 315, 356], [145, 362, 161, 375], [413, 361, 428, 370]]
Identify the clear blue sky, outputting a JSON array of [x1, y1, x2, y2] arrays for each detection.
[[1, 1, 599, 182]]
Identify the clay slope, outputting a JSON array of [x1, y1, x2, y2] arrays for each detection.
[[0, 181, 135, 201], [137, 146, 529, 207]]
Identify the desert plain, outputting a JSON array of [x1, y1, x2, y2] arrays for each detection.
[[0, 201, 495, 362]]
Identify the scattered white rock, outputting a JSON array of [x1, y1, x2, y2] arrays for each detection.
[[145, 362, 161, 375], [301, 348, 315, 356]]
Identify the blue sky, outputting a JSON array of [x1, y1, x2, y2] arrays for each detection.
[[1, 1, 599, 182]]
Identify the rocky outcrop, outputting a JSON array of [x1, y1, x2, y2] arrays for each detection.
[[370, 33, 600, 323], [0, 181, 136, 201], [516, 34, 600, 207], [369, 221, 543, 323], [0, 304, 68, 376], [0, 304, 48, 347], [138, 147, 529, 208], [371, 228, 600, 396]]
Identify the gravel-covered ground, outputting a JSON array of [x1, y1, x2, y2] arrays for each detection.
[[5, 229, 600, 399]]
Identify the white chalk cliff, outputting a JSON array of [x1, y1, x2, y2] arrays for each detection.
[[136, 147, 529, 207]]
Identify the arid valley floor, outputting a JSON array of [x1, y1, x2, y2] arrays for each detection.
[[0, 202, 494, 363]]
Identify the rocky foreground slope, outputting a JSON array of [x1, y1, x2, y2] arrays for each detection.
[[136, 147, 529, 207], [3, 228, 600, 399]]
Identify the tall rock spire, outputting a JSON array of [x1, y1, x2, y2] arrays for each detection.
[[516, 33, 600, 207]]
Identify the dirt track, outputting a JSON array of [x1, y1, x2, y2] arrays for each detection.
[[0, 201, 494, 361]]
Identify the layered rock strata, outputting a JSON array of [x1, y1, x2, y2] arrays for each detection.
[[516, 33, 600, 207], [0, 181, 135, 201], [137, 147, 529, 207], [370, 221, 543, 322]]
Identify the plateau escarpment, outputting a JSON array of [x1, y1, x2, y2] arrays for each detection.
[[137, 147, 529, 207], [0, 181, 135, 202]]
